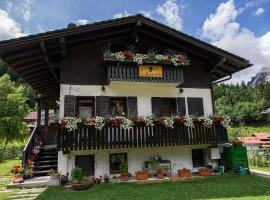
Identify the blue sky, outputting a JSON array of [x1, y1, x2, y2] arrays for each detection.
[[0, 0, 270, 82]]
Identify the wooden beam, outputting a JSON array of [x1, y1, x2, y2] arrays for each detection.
[[12, 56, 44, 67], [59, 37, 67, 58], [30, 79, 55, 86], [19, 64, 47, 74], [40, 41, 59, 84], [14, 60, 46, 70], [23, 70, 50, 79], [131, 20, 142, 43], [5, 49, 42, 62]]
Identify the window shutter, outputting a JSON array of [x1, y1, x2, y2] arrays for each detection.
[[96, 96, 110, 117], [151, 97, 162, 116], [177, 97, 186, 115], [187, 97, 204, 116], [64, 95, 76, 117], [127, 97, 138, 119]]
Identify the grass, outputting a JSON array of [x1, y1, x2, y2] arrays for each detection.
[[0, 159, 21, 176], [250, 165, 270, 173], [36, 175, 270, 200]]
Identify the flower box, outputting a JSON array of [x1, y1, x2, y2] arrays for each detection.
[[71, 183, 92, 190], [135, 171, 149, 180], [120, 173, 129, 181], [156, 171, 165, 179], [199, 168, 213, 177], [178, 169, 191, 178]]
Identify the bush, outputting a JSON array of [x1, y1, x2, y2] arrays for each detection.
[[0, 144, 24, 163], [71, 166, 83, 184]]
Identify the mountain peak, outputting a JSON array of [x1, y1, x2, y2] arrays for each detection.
[[247, 70, 270, 86]]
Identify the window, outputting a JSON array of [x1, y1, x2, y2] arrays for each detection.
[[192, 149, 205, 167], [109, 153, 127, 174], [77, 97, 94, 120], [110, 97, 127, 116], [48, 109, 59, 124], [75, 155, 95, 176], [40, 109, 46, 125], [161, 98, 176, 116]]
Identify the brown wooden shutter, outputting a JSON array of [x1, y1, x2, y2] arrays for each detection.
[[187, 97, 204, 116], [127, 97, 138, 119], [177, 97, 186, 115], [96, 96, 110, 117], [151, 97, 162, 116], [64, 95, 76, 117]]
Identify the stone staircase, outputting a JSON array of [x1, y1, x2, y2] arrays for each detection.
[[33, 146, 58, 176]]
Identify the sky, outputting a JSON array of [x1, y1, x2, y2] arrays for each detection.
[[0, 0, 270, 83]]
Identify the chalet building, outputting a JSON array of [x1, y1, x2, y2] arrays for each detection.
[[0, 15, 251, 177]]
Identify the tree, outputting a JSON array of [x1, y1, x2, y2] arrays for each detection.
[[0, 74, 30, 146], [263, 82, 270, 101]]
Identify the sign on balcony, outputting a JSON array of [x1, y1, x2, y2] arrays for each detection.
[[139, 65, 163, 77]]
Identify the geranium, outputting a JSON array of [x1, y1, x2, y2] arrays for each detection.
[[198, 116, 213, 128], [175, 115, 185, 125], [85, 116, 105, 131], [121, 117, 134, 130], [61, 117, 81, 132], [133, 53, 148, 65], [134, 116, 147, 126], [155, 54, 169, 62], [146, 115, 155, 127], [10, 165, 23, 174], [122, 50, 133, 58], [221, 115, 231, 128], [212, 116, 224, 125], [184, 115, 194, 127], [156, 116, 174, 129], [112, 52, 125, 62]]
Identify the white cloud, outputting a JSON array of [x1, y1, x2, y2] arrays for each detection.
[[0, 9, 27, 40], [113, 11, 130, 19], [156, 0, 183, 30], [138, 10, 153, 19], [201, 0, 270, 83], [77, 19, 89, 25], [254, 7, 265, 16], [5, 0, 33, 21]]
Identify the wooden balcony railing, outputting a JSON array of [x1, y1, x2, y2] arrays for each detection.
[[57, 124, 228, 152], [106, 63, 183, 83]]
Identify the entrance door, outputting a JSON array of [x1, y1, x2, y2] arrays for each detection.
[[192, 149, 205, 167], [75, 155, 95, 176]]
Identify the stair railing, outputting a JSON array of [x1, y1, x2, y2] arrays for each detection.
[[22, 126, 38, 169]]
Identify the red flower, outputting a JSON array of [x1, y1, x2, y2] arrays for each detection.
[[177, 55, 185, 64], [59, 120, 67, 129], [212, 116, 224, 124], [175, 116, 185, 125], [122, 50, 133, 58]]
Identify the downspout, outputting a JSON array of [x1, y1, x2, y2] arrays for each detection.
[[210, 75, 232, 115]]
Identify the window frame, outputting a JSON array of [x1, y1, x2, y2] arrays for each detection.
[[109, 153, 128, 174], [76, 96, 95, 119], [109, 97, 127, 117]]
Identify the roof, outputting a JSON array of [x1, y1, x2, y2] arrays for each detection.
[[0, 14, 252, 95], [24, 111, 37, 121], [239, 132, 270, 146]]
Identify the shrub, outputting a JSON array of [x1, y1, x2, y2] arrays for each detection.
[[71, 166, 83, 184], [0, 144, 25, 163]]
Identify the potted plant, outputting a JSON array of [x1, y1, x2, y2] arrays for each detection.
[[135, 167, 149, 180], [70, 166, 94, 190], [156, 166, 169, 179], [103, 174, 110, 184], [119, 162, 129, 181], [178, 168, 191, 178], [199, 166, 213, 177], [10, 165, 24, 183]]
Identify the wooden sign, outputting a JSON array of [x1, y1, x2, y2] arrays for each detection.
[[139, 65, 163, 77]]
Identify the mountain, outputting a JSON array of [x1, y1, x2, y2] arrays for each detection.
[[247, 71, 270, 86]]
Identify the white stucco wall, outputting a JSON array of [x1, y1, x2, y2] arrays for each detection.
[[59, 82, 213, 118], [58, 145, 220, 177]]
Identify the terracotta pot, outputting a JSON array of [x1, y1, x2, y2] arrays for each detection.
[[12, 173, 23, 183], [135, 171, 149, 180], [199, 168, 212, 177], [120, 173, 129, 181], [71, 183, 91, 190], [156, 171, 165, 179], [178, 169, 191, 178], [232, 141, 243, 146]]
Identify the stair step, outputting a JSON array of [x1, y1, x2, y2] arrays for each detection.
[[39, 151, 57, 155], [37, 155, 57, 160], [37, 160, 57, 165], [32, 170, 51, 176]]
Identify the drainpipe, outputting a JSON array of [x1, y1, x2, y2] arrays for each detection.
[[210, 75, 232, 115]]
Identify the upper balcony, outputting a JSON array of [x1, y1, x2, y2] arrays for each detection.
[[103, 50, 189, 85]]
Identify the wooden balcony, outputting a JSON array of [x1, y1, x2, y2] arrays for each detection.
[[57, 124, 228, 152], [106, 63, 183, 84]]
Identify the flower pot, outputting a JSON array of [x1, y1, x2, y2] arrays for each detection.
[[120, 173, 129, 181], [156, 171, 165, 179], [199, 168, 212, 177], [135, 171, 149, 180], [178, 169, 191, 178], [232, 141, 243, 146], [12, 174, 23, 183], [71, 183, 91, 190]]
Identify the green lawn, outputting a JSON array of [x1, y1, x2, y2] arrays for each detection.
[[36, 175, 270, 200], [0, 159, 21, 176], [250, 165, 270, 173]]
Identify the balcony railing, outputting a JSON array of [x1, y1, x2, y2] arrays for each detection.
[[106, 63, 183, 83], [57, 124, 228, 152]]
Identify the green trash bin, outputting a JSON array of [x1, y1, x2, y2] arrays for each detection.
[[224, 146, 249, 172]]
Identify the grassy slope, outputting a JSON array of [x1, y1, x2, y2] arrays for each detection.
[[0, 159, 21, 176], [37, 175, 270, 200]]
